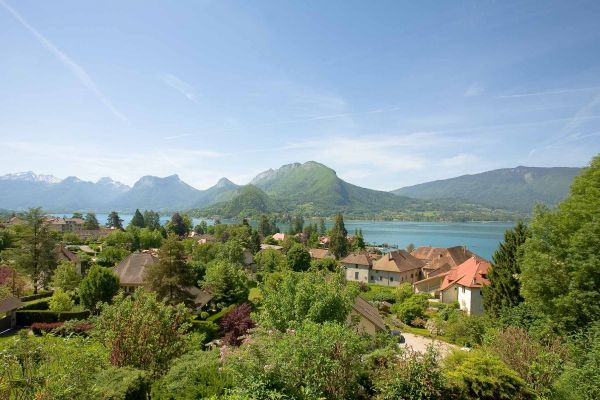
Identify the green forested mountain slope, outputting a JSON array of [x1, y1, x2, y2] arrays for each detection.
[[392, 166, 581, 212]]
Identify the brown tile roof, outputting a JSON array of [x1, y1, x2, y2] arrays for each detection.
[[309, 248, 332, 259], [113, 252, 158, 286], [341, 252, 372, 266], [55, 244, 80, 263], [440, 257, 491, 291], [372, 250, 424, 273], [0, 296, 23, 313], [352, 296, 386, 331]]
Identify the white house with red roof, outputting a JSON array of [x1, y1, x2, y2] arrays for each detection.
[[439, 257, 490, 315]]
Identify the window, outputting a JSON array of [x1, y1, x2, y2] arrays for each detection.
[[410, 273, 413, 278], [462, 287, 466, 293], [371, 275, 374, 280], [379, 276, 383, 281], [354, 271, 359, 280], [390, 277, 394, 282]]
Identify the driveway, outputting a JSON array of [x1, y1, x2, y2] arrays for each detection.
[[399, 332, 457, 357]]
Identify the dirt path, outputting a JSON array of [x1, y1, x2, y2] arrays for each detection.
[[399, 332, 458, 356]]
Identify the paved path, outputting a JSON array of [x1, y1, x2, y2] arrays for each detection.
[[399, 332, 458, 356]]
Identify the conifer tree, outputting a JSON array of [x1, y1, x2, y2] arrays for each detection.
[[83, 213, 100, 230], [329, 213, 349, 259], [483, 221, 529, 316], [107, 211, 123, 230], [130, 209, 145, 228], [144, 235, 195, 305]]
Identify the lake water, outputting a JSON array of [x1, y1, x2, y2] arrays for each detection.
[[53, 213, 512, 260]]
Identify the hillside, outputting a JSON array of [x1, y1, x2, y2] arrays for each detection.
[[249, 161, 425, 214], [392, 166, 581, 212]]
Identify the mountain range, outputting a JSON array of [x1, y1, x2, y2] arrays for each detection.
[[392, 166, 581, 212], [0, 162, 582, 219]]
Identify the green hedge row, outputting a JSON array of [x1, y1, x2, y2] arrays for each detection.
[[20, 292, 53, 302], [191, 320, 219, 342], [16, 310, 90, 326], [206, 304, 236, 323], [20, 298, 50, 310]]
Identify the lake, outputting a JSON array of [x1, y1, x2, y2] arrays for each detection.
[[53, 213, 512, 260]]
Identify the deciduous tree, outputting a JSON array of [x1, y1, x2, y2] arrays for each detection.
[[79, 265, 120, 312]]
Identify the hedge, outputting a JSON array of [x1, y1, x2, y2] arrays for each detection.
[[20, 298, 50, 310], [206, 304, 236, 323], [20, 292, 53, 302], [16, 310, 90, 326], [191, 320, 219, 342]]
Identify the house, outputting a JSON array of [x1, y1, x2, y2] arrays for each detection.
[[113, 252, 212, 312], [412, 246, 482, 296], [46, 217, 85, 233], [318, 236, 330, 246], [0, 296, 23, 331], [412, 245, 475, 278], [341, 252, 373, 283], [272, 233, 286, 241], [347, 296, 386, 336], [309, 248, 332, 260], [113, 252, 159, 293], [439, 257, 490, 315], [370, 250, 424, 286], [55, 244, 83, 275]]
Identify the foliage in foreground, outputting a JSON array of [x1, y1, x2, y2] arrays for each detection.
[[93, 288, 191, 377]]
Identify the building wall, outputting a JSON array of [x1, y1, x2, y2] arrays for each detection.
[[347, 309, 377, 336], [344, 263, 370, 283], [369, 268, 421, 286], [414, 276, 444, 295], [441, 285, 485, 315]]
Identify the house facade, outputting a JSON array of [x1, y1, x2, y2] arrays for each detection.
[[0, 296, 23, 331], [341, 253, 372, 283], [439, 257, 490, 315], [347, 296, 386, 336], [343, 250, 424, 287], [370, 250, 424, 287]]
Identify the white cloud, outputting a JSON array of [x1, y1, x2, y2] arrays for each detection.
[[464, 82, 484, 97], [0, 0, 128, 123], [161, 74, 200, 104]]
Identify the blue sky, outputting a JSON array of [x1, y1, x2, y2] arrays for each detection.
[[0, 0, 599, 190]]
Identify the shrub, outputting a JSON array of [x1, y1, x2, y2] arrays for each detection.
[[16, 309, 90, 325], [93, 366, 150, 400], [48, 289, 75, 312], [444, 312, 486, 347], [220, 303, 255, 346], [411, 317, 427, 328], [94, 289, 191, 377], [152, 350, 232, 399], [372, 347, 445, 400], [392, 294, 429, 325], [31, 322, 63, 335], [79, 265, 120, 312], [191, 320, 220, 342], [484, 326, 566, 398], [445, 351, 535, 400]]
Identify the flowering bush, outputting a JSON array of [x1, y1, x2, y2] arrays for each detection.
[[220, 303, 255, 346]]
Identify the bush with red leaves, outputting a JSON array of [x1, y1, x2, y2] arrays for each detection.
[[31, 322, 63, 335], [30, 321, 93, 336], [219, 303, 255, 346]]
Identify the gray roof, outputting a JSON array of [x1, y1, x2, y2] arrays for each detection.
[[113, 252, 158, 286], [352, 296, 386, 331], [0, 296, 23, 313]]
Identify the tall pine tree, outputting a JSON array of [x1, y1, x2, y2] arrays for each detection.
[[107, 211, 123, 230], [83, 213, 100, 230], [144, 235, 195, 305], [130, 209, 145, 228], [483, 221, 529, 316], [10, 208, 57, 293], [329, 213, 349, 259]]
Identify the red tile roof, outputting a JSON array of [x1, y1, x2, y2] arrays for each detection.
[[440, 257, 491, 291]]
